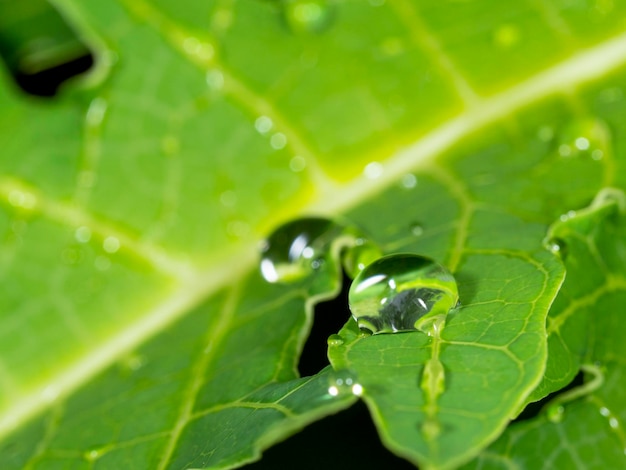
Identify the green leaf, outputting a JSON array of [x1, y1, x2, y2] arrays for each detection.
[[464, 189, 626, 469], [2, 0, 626, 469]]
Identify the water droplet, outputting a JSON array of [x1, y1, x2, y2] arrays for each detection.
[[86, 97, 107, 127], [401, 173, 417, 189], [206, 69, 224, 91], [84, 447, 107, 461], [600, 407, 611, 417], [289, 155, 306, 172], [327, 334, 344, 347], [610, 417, 620, 429], [255, 116, 273, 134], [260, 217, 345, 283], [103, 236, 120, 254], [260, 217, 381, 285], [74, 226, 92, 243], [348, 254, 458, 334], [270, 132, 288, 150], [545, 237, 567, 259], [547, 404, 565, 423], [327, 369, 362, 396], [557, 117, 611, 161], [410, 223, 423, 237], [364, 162, 383, 179], [284, 0, 334, 34]]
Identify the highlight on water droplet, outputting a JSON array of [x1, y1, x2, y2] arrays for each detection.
[[348, 254, 458, 334], [284, 0, 334, 34], [545, 237, 567, 259], [84, 446, 107, 462], [327, 369, 362, 397], [342, 238, 381, 278]]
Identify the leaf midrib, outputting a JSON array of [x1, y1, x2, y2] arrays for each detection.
[[3, 4, 626, 447]]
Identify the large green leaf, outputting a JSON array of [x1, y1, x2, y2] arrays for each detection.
[[1, 0, 626, 468], [464, 189, 626, 469]]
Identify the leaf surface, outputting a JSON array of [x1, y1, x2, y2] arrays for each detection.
[[1, 0, 626, 469]]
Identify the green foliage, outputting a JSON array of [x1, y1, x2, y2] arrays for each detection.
[[1, 0, 626, 469]]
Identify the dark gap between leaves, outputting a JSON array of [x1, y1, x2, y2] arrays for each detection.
[[297, 271, 353, 377], [513, 369, 585, 423], [244, 400, 416, 470], [11, 53, 93, 97]]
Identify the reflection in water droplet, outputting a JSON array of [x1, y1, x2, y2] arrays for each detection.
[[260, 217, 381, 284], [557, 117, 611, 161], [284, 0, 334, 34], [327, 334, 344, 347], [349, 254, 458, 334], [328, 369, 362, 396], [289, 155, 306, 172]]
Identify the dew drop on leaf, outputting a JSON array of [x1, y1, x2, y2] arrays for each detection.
[[348, 254, 458, 334], [284, 0, 334, 34], [545, 237, 568, 259], [327, 369, 362, 397], [546, 404, 565, 423], [259, 217, 381, 284], [327, 334, 344, 347], [410, 223, 423, 237], [556, 117, 611, 161]]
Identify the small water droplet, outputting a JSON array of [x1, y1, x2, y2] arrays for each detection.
[[547, 404, 565, 423], [410, 223, 423, 237], [86, 97, 107, 127], [545, 237, 567, 259], [75, 226, 92, 243], [349, 254, 458, 334], [364, 161, 383, 179], [284, 0, 334, 34], [84, 447, 107, 461], [261, 218, 339, 283], [206, 69, 224, 91], [600, 407, 611, 417], [328, 369, 362, 397], [556, 117, 611, 161], [103, 236, 120, 254], [401, 173, 417, 189], [270, 132, 288, 150], [289, 155, 306, 172], [342, 238, 381, 278], [327, 334, 344, 347], [610, 417, 620, 429], [255, 116, 273, 134]]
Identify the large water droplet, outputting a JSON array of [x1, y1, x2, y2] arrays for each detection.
[[349, 254, 458, 334], [284, 0, 334, 34], [557, 117, 611, 161], [327, 369, 362, 397], [260, 217, 381, 284]]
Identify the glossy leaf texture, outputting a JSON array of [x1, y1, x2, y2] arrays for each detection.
[[463, 189, 626, 469], [1, 0, 626, 469]]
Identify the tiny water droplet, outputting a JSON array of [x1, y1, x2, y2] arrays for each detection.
[[284, 0, 334, 34], [255, 116, 273, 134], [547, 404, 565, 423], [84, 447, 107, 461], [103, 236, 120, 254], [557, 117, 611, 161], [86, 97, 107, 127], [328, 369, 362, 397], [289, 155, 306, 172], [206, 69, 224, 91], [342, 238, 382, 278], [364, 161, 383, 179], [327, 334, 344, 347], [349, 254, 458, 334], [75, 226, 92, 243], [401, 173, 417, 189], [545, 237, 567, 259], [182, 37, 215, 63], [270, 132, 288, 150], [600, 407, 611, 417], [610, 417, 620, 429], [410, 223, 423, 237]]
